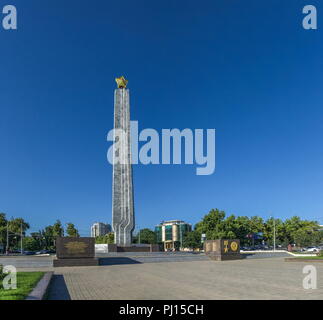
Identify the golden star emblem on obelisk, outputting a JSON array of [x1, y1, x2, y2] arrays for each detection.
[[115, 76, 128, 89]]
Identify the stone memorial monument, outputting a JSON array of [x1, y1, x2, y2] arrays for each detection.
[[53, 237, 99, 267], [112, 76, 135, 247], [204, 239, 242, 261]]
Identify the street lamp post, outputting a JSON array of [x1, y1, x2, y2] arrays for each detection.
[[273, 217, 276, 252], [6, 222, 9, 255], [180, 225, 183, 251], [270, 214, 276, 252], [20, 222, 23, 254]]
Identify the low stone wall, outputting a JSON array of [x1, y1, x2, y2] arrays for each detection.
[[25, 272, 53, 300]]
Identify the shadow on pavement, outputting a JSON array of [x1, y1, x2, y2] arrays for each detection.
[[99, 257, 142, 266], [47, 275, 71, 300], [241, 254, 252, 259]]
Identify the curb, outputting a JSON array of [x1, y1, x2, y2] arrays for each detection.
[[241, 250, 287, 253], [25, 272, 53, 300], [285, 258, 323, 263], [286, 252, 316, 257]]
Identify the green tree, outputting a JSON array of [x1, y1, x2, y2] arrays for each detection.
[[249, 216, 264, 234], [30, 231, 45, 250], [283, 216, 319, 246], [134, 228, 156, 244], [182, 230, 201, 250], [222, 214, 237, 239], [23, 237, 40, 251], [106, 232, 114, 244], [7, 217, 30, 251], [8, 218, 30, 234], [41, 226, 55, 249], [66, 223, 79, 237], [292, 228, 322, 247], [0, 213, 8, 252], [312, 230, 323, 245], [195, 209, 227, 240], [263, 218, 285, 246], [52, 220, 64, 237], [232, 216, 251, 245]]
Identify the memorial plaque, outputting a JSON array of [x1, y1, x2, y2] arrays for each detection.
[[204, 239, 242, 261], [56, 237, 95, 259], [54, 237, 98, 267]]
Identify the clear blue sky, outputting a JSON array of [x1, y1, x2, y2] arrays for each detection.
[[1, 0, 323, 235]]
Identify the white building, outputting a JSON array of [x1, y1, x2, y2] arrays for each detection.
[[91, 222, 111, 237]]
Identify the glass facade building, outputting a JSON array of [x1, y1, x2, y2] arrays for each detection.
[[155, 220, 192, 251]]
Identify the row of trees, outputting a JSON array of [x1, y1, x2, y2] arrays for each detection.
[[133, 228, 157, 244], [26, 220, 80, 251], [183, 209, 323, 249], [0, 213, 29, 252], [2, 209, 322, 251], [106, 209, 322, 250], [0, 213, 81, 252]]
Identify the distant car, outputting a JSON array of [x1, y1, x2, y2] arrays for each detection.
[[35, 250, 47, 254], [35, 249, 55, 255], [305, 247, 319, 252], [23, 251, 35, 255], [11, 250, 22, 254]]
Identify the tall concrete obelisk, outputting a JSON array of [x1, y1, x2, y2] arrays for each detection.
[[112, 76, 135, 246]]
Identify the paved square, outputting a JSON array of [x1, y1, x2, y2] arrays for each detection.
[[46, 257, 323, 300]]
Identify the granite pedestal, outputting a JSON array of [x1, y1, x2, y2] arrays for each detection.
[[204, 239, 242, 261]]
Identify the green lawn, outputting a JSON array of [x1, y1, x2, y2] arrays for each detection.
[[0, 272, 44, 300]]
